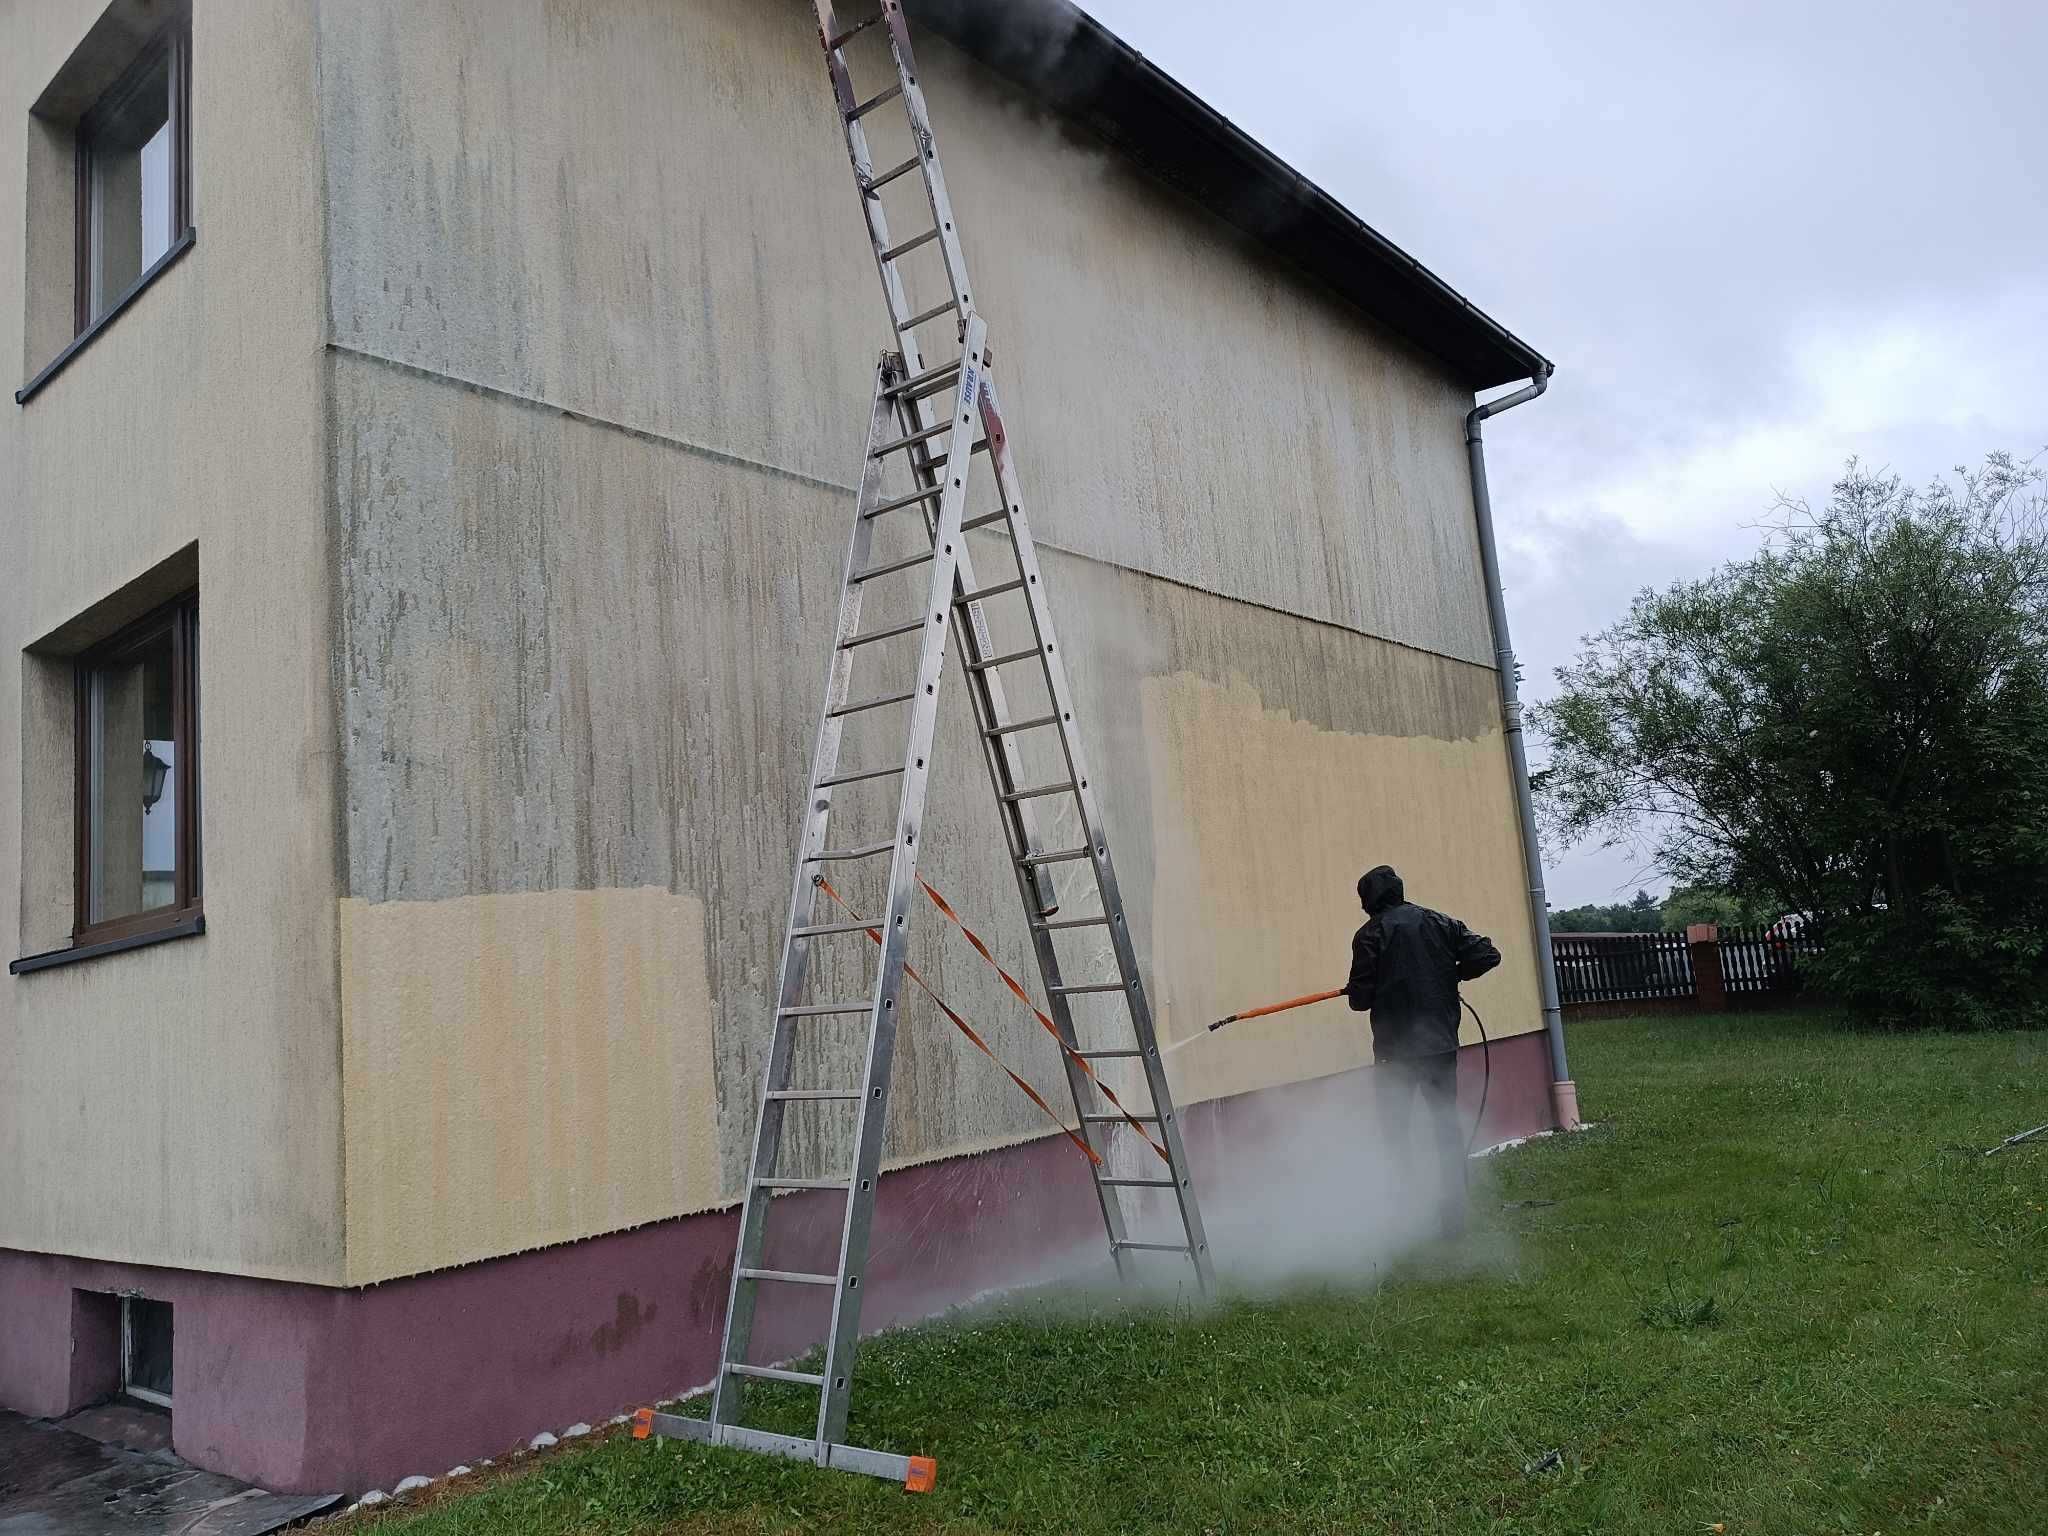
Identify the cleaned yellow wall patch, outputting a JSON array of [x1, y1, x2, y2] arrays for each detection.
[[1142, 673, 1544, 1110], [339, 887, 719, 1284]]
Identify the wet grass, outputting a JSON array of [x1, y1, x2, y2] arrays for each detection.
[[357, 1012, 2046, 1534]]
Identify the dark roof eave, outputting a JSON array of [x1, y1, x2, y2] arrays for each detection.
[[906, 0, 1550, 392]]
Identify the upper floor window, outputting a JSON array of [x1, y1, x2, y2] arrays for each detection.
[[17, 2, 194, 405], [76, 592, 201, 944], [76, 27, 188, 331]]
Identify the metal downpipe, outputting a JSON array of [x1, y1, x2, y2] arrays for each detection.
[[1465, 366, 1580, 1130]]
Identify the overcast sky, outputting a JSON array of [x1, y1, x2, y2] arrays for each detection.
[[1080, 0, 2048, 907]]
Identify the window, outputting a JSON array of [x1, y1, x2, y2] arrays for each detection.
[[121, 1296, 173, 1409], [17, 3, 194, 405], [75, 22, 189, 334], [75, 592, 199, 945]]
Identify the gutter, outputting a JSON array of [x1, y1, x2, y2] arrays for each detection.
[[1465, 367, 1580, 1130]]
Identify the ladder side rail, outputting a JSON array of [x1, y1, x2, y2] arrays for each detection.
[[814, 4, 948, 375], [922, 385, 1132, 1270], [819, 5, 1198, 1284], [813, 4, 1063, 916], [962, 626, 1130, 1277], [712, 359, 904, 1430], [892, 394, 1064, 920], [813, 320, 990, 1452], [875, 1, 976, 321], [976, 374, 1216, 1290]]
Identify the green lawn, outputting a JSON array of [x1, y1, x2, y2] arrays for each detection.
[[360, 1013, 2045, 1534]]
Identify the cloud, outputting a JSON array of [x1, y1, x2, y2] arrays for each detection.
[[1080, 0, 2048, 902]]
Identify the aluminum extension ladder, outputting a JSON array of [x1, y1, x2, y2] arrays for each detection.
[[635, 0, 1211, 1487]]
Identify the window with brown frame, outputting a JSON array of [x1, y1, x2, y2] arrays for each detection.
[[73, 16, 191, 336], [74, 592, 200, 946]]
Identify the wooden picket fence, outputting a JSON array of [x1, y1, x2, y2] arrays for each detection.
[[1552, 924, 1825, 1013], [1550, 931, 1695, 1005]]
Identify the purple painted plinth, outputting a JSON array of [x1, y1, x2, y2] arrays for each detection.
[[0, 1032, 1554, 1493]]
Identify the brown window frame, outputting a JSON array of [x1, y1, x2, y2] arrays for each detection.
[[71, 16, 192, 340], [72, 592, 202, 948]]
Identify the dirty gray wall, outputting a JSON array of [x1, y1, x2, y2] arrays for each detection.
[[318, 0, 1541, 1281], [1, 0, 342, 1281]]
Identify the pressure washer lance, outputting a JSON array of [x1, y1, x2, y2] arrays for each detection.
[[1184, 987, 1494, 1153], [1205, 987, 1346, 1033], [1155, 987, 1345, 1057]]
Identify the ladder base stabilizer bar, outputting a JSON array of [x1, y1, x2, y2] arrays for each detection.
[[634, 1409, 936, 1491]]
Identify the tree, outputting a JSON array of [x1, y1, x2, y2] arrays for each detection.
[[1659, 885, 1779, 933], [1550, 890, 1664, 933], [1532, 454, 2048, 1026]]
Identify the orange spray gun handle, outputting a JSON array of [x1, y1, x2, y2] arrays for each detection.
[[1206, 986, 1346, 1032]]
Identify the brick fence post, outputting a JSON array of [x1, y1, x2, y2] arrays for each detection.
[[1686, 923, 1726, 1011]]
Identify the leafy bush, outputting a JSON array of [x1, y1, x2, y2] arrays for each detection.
[[1534, 453, 2048, 1027]]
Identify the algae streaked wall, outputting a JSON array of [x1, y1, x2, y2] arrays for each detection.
[[315, 0, 1543, 1282], [327, 340, 1542, 1279], [0, 2, 341, 1280], [314, 0, 1494, 666]]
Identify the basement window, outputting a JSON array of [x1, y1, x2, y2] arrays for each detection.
[[121, 1296, 173, 1408]]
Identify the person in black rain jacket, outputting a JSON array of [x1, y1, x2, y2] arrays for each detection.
[[1345, 864, 1501, 1237]]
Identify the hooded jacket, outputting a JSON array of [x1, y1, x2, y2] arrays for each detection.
[[1346, 866, 1502, 1060]]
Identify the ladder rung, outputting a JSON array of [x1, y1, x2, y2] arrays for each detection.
[[885, 360, 961, 399], [847, 83, 903, 119], [1021, 847, 1092, 867], [827, 13, 881, 49], [1000, 781, 1078, 804], [897, 299, 958, 333], [817, 764, 906, 789], [738, 1267, 840, 1286], [984, 713, 1058, 738], [839, 616, 926, 650], [957, 578, 1025, 605], [1113, 1241, 1192, 1254], [924, 437, 989, 469], [1051, 981, 1127, 995], [1034, 915, 1113, 932], [960, 507, 1012, 533], [791, 920, 880, 938], [727, 1362, 826, 1387], [755, 1177, 853, 1192], [1078, 1049, 1143, 1060], [966, 646, 1042, 673], [881, 226, 941, 263], [828, 688, 915, 718], [852, 549, 936, 582], [1100, 1177, 1178, 1189], [1083, 1112, 1159, 1124], [871, 421, 952, 459], [866, 154, 923, 192], [779, 1003, 874, 1018], [768, 1089, 863, 1102], [864, 485, 944, 519], [807, 840, 895, 862]]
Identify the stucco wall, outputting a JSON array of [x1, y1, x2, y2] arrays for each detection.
[[5, 0, 1543, 1290], [0, 1, 342, 1280], [317, 0, 1543, 1283], [315, 0, 1494, 666], [325, 359, 1541, 1281]]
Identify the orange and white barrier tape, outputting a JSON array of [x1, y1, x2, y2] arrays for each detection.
[[814, 878, 1100, 1168]]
